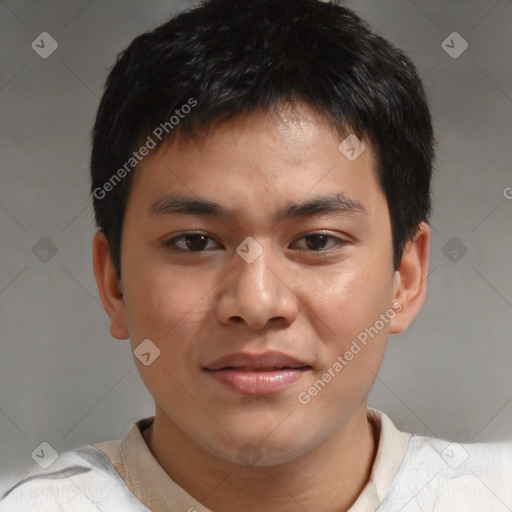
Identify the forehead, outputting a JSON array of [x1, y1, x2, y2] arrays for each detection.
[[127, 105, 385, 224]]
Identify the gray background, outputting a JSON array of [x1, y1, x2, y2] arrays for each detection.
[[0, 0, 511, 485]]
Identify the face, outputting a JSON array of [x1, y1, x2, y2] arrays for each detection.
[[109, 105, 407, 466]]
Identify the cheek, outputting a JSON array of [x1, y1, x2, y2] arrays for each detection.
[[124, 263, 223, 379], [124, 269, 207, 400], [296, 260, 393, 410], [300, 259, 393, 341], [123, 263, 194, 345], [125, 254, 192, 316]]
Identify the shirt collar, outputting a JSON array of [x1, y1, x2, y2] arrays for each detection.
[[95, 408, 411, 511]]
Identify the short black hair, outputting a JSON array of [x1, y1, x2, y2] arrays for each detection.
[[91, 0, 435, 278]]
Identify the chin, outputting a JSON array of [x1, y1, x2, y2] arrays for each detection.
[[207, 419, 320, 468]]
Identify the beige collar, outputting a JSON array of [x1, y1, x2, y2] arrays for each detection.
[[94, 408, 411, 512]]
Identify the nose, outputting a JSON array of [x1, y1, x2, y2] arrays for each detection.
[[214, 239, 299, 331]]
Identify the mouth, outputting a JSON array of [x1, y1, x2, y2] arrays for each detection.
[[204, 351, 313, 395]]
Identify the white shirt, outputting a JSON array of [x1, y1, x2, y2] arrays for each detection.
[[1, 408, 510, 511]]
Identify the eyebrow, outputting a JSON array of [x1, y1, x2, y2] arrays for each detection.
[[148, 192, 367, 220]]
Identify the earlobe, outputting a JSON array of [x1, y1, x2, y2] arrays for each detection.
[[92, 231, 130, 340], [388, 222, 431, 335]]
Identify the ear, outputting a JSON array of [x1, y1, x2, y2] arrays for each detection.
[[388, 222, 430, 334], [92, 231, 129, 340]]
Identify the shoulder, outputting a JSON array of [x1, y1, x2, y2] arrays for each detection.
[[0, 445, 149, 512], [379, 434, 512, 511]]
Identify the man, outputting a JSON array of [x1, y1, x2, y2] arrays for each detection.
[[1, 0, 510, 510]]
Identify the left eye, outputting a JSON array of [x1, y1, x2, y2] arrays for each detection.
[[292, 233, 342, 251]]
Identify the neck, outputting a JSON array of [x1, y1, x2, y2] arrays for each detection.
[[143, 407, 378, 512]]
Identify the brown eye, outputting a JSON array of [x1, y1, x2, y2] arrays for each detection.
[[304, 234, 330, 250], [292, 233, 342, 251], [166, 232, 220, 252]]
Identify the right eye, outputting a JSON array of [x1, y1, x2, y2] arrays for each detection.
[[164, 232, 222, 252]]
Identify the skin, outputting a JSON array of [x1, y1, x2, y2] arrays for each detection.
[[93, 103, 430, 512]]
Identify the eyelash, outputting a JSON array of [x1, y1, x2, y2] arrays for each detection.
[[164, 231, 347, 253]]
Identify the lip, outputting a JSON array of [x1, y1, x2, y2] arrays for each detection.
[[204, 351, 312, 395]]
